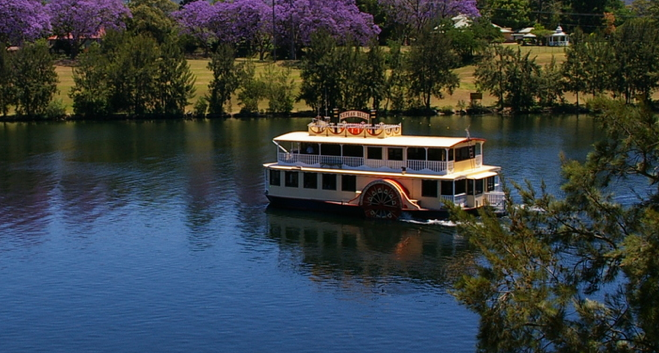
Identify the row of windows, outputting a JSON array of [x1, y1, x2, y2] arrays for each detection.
[[270, 170, 357, 192], [270, 170, 497, 197], [297, 143, 483, 161]]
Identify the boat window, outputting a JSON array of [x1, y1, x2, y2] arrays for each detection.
[[322, 174, 337, 190], [341, 175, 357, 192], [455, 179, 466, 195], [367, 147, 382, 160], [303, 173, 317, 189], [475, 178, 484, 195], [486, 176, 496, 191], [269, 170, 280, 186], [302, 143, 318, 155], [408, 147, 426, 160], [422, 180, 438, 197], [448, 149, 454, 161], [285, 171, 299, 187], [428, 148, 445, 161], [388, 148, 403, 161], [440, 180, 454, 196], [343, 145, 363, 157], [468, 179, 474, 195], [475, 143, 481, 155], [455, 146, 475, 161], [321, 143, 341, 156]]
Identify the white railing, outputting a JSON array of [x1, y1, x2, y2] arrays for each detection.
[[441, 194, 467, 208], [485, 191, 506, 210], [278, 152, 461, 175], [475, 155, 482, 168]]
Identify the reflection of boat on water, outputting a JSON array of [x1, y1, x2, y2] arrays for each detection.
[[265, 207, 476, 288], [263, 110, 505, 220]]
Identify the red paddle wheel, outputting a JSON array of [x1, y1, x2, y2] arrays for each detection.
[[360, 179, 407, 220]]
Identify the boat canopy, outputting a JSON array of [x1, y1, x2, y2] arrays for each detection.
[[273, 132, 484, 149]]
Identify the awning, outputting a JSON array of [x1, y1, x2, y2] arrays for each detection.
[[467, 171, 498, 179]]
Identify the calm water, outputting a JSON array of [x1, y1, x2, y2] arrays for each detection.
[[0, 115, 601, 352]]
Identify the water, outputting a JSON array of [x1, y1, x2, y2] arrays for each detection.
[[0, 115, 602, 352]]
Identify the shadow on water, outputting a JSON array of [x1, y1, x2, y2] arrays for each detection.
[[262, 207, 477, 293]]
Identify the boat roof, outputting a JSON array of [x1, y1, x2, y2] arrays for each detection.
[[274, 132, 484, 148]]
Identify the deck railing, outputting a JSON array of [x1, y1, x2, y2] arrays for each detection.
[[277, 152, 455, 174]]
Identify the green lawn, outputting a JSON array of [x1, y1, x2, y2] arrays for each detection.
[[53, 44, 569, 114]]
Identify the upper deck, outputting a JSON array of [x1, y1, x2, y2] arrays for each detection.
[[271, 114, 495, 176]]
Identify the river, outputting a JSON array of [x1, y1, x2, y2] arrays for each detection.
[[0, 115, 600, 352]]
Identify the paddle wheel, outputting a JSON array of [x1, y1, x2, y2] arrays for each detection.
[[360, 179, 406, 219]]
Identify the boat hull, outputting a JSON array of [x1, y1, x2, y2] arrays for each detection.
[[266, 195, 454, 220]]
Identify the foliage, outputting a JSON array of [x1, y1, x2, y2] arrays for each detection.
[[0, 0, 50, 46], [383, 40, 408, 112], [206, 43, 245, 116], [71, 32, 195, 117], [536, 57, 564, 107], [262, 64, 296, 114], [175, 0, 380, 60], [561, 28, 589, 107], [47, 0, 131, 58], [297, 31, 340, 113], [237, 61, 264, 114], [6, 41, 59, 117], [450, 98, 659, 352], [475, 45, 540, 112], [70, 43, 111, 117], [487, 0, 530, 29], [126, 0, 179, 44], [607, 18, 659, 103], [0, 44, 11, 116], [405, 29, 460, 110], [378, 0, 479, 39]]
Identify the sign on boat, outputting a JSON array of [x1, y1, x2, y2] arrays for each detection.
[[263, 110, 505, 220]]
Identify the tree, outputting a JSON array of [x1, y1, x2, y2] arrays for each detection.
[[262, 64, 296, 114], [607, 18, 659, 103], [126, 0, 179, 44], [47, 0, 131, 58], [383, 39, 408, 112], [378, 0, 480, 39], [405, 29, 460, 111], [0, 44, 11, 116], [561, 28, 589, 108], [488, 0, 530, 30], [475, 45, 540, 112], [0, 0, 50, 46], [206, 44, 245, 115], [7, 41, 58, 117], [70, 43, 112, 117], [71, 31, 195, 117], [297, 31, 340, 113], [451, 98, 659, 352]]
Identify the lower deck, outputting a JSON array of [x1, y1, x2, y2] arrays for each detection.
[[264, 163, 505, 219]]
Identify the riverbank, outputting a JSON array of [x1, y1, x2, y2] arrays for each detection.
[[48, 44, 571, 117]]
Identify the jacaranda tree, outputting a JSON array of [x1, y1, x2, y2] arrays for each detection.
[[0, 0, 50, 46], [378, 0, 479, 39], [175, 0, 380, 59], [47, 0, 132, 58]]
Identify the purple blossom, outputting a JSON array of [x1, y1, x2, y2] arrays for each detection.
[[47, 0, 131, 55], [175, 0, 380, 53], [0, 0, 50, 46], [379, 0, 479, 34]]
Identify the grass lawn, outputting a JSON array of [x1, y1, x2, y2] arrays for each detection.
[[53, 43, 569, 115]]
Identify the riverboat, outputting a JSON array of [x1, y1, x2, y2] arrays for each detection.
[[263, 110, 505, 220]]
